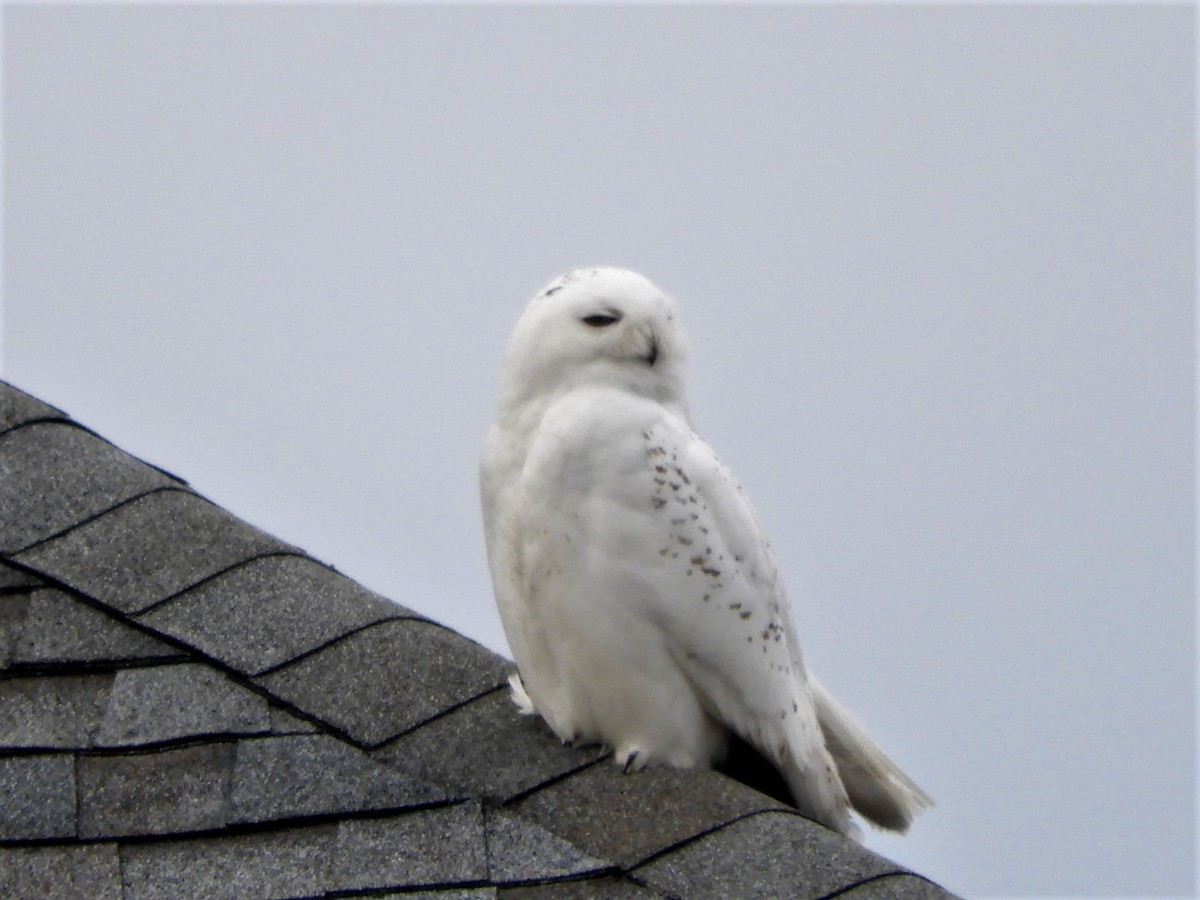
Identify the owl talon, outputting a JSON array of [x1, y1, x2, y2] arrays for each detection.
[[507, 673, 536, 716]]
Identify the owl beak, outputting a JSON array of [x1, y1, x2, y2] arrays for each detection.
[[646, 337, 659, 367]]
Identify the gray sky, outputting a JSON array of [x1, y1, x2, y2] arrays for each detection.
[[3, 4, 1194, 896]]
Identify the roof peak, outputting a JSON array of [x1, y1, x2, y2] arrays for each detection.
[[0, 378, 955, 897]]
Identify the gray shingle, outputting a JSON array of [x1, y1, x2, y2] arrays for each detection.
[[839, 873, 958, 899], [632, 810, 905, 900], [118, 807, 498, 899], [0, 423, 175, 554], [331, 803, 488, 892], [77, 743, 235, 839], [139, 554, 409, 674], [499, 878, 662, 898], [119, 822, 336, 900], [267, 704, 321, 735], [256, 619, 509, 746], [96, 662, 270, 747], [0, 382, 67, 432], [0, 673, 112, 749], [0, 844, 121, 900], [373, 688, 605, 803], [0, 753, 76, 839], [509, 763, 786, 870], [15, 490, 294, 614], [0, 594, 30, 668], [486, 809, 611, 885], [13, 588, 182, 666], [228, 734, 447, 825], [0, 561, 41, 592]]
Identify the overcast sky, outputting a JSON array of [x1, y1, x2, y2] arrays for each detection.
[[3, 4, 1194, 896]]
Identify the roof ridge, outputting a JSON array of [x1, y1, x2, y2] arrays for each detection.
[[250, 614, 432, 680], [0, 417, 190, 486], [626, 805, 808, 871], [129, 549, 319, 618], [11, 486, 193, 559]]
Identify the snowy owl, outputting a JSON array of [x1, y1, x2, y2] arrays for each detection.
[[480, 267, 931, 838]]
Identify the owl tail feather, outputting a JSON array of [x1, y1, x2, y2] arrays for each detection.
[[809, 677, 934, 833]]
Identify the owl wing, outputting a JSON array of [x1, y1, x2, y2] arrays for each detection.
[[637, 413, 855, 835]]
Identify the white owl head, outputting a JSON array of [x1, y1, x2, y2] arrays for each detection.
[[498, 268, 690, 416]]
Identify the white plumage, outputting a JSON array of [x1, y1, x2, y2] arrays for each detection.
[[480, 268, 931, 838]]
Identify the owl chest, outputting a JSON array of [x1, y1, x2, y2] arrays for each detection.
[[518, 397, 662, 514], [517, 424, 667, 563]]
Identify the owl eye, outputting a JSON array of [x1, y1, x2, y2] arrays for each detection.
[[581, 312, 622, 328]]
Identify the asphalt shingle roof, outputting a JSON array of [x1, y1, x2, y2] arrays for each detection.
[[0, 379, 955, 898]]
